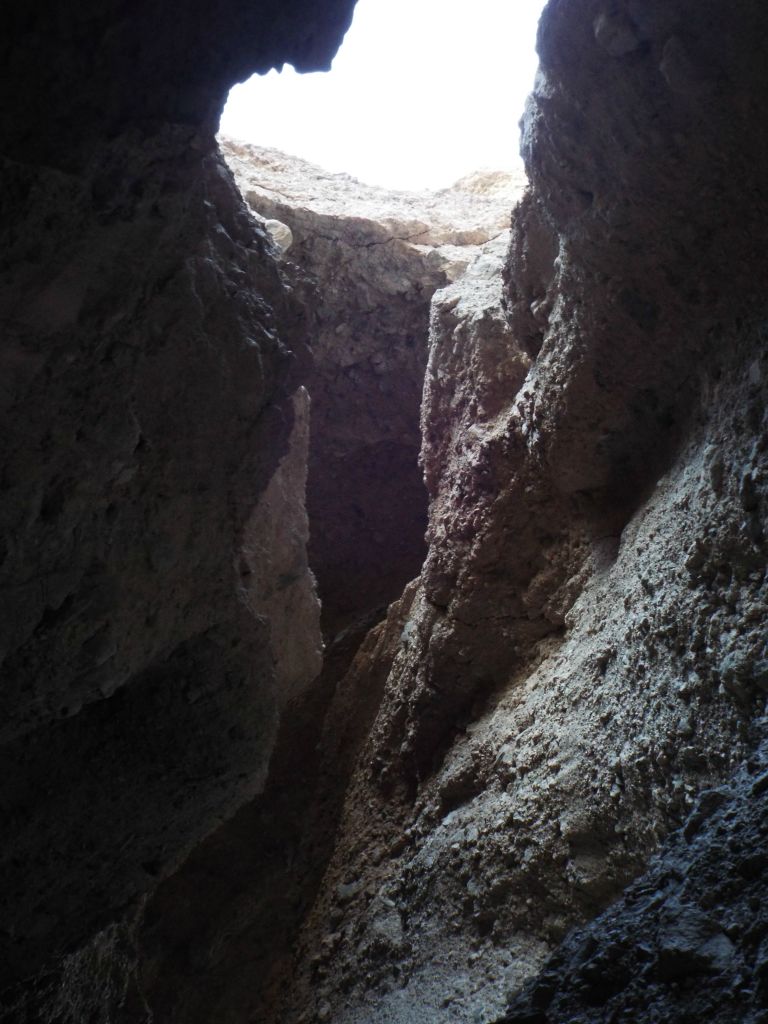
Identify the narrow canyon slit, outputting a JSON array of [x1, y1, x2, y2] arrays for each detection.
[[3, 2, 768, 1024], [218, 0, 541, 640], [220, 141, 526, 638]]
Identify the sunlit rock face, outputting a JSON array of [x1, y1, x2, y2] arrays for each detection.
[[221, 140, 524, 634], [0, 0, 354, 1017]]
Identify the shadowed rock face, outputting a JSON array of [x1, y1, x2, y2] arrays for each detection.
[[129, 147, 524, 1024], [0, 1, 357, 167], [0, 120, 309, 997], [0, 0, 354, 1015]]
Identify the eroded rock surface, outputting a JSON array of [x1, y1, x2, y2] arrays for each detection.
[[129, 146, 524, 1024], [500, 724, 768, 1024], [222, 140, 525, 633], [4, 1, 768, 1023], [0, 133, 309, 991], [277, 254, 768, 1024]]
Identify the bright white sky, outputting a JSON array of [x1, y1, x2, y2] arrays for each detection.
[[220, 0, 545, 191]]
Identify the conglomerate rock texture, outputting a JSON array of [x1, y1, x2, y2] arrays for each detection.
[[4, 0, 768, 1023], [500, 725, 768, 1024]]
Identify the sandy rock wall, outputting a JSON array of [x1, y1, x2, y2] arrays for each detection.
[[0, 0, 355, 1015]]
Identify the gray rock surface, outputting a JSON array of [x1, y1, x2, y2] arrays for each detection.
[[500, 724, 768, 1023], [277, 257, 768, 1024]]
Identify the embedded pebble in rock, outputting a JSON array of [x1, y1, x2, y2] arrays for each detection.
[[264, 218, 294, 252]]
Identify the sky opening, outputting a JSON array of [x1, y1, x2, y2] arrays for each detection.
[[219, 0, 546, 192]]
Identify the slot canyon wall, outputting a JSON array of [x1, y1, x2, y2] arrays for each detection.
[[0, 1, 356, 1019], [2, 1, 768, 1023], [134, 146, 523, 1024]]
